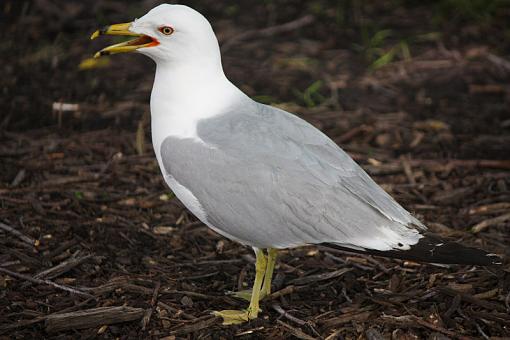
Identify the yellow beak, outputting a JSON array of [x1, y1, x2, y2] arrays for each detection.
[[91, 22, 159, 58]]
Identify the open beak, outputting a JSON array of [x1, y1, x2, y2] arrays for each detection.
[[91, 22, 159, 58]]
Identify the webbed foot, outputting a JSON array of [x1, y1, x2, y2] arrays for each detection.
[[212, 307, 259, 325]]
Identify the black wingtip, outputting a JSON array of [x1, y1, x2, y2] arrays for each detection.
[[323, 234, 503, 266]]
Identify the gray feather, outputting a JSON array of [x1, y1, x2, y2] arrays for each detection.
[[161, 98, 426, 250]]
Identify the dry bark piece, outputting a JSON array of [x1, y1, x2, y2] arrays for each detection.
[[290, 267, 352, 285], [45, 306, 145, 332]]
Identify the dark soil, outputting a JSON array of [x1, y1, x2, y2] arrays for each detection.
[[1, 1, 509, 339]]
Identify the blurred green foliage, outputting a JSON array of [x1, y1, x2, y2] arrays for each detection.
[[293, 80, 325, 107]]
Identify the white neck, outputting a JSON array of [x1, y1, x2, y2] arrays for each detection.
[[150, 60, 244, 156]]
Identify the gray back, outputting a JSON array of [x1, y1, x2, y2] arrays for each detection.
[[161, 101, 424, 250]]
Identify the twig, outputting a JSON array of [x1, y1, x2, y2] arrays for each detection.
[[471, 212, 510, 233], [169, 258, 243, 268], [321, 310, 372, 328], [0, 267, 95, 300], [0, 221, 39, 247], [0, 316, 48, 332], [34, 252, 98, 280], [0, 260, 20, 267], [267, 285, 297, 300], [438, 287, 507, 312], [272, 304, 307, 326], [22, 252, 100, 290], [10, 169, 26, 187], [487, 53, 510, 73], [468, 202, 510, 216], [380, 314, 469, 339], [141, 281, 161, 330], [221, 15, 315, 52], [466, 310, 510, 325], [336, 125, 371, 144], [290, 267, 352, 285], [46, 239, 78, 260], [457, 310, 490, 340], [400, 155, 416, 185], [1, 247, 40, 266], [169, 316, 220, 336], [157, 301, 196, 320], [277, 320, 316, 340], [161, 289, 215, 299]]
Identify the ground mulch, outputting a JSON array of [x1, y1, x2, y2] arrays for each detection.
[[1, 1, 509, 338]]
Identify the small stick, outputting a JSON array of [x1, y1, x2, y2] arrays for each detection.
[[161, 289, 215, 299], [0, 316, 48, 332], [272, 304, 307, 326], [411, 316, 468, 339], [0, 222, 39, 247], [336, 125, 371, 144], [487, 53, 510, 72], [169, 316, 220, 336], [468, 202, 510, 216], [34, 253, 97, 280], [157, 301, 196, 320], [471, 212, 510, 233], [277, 320, 316, 340], [400, 155, 416, 185], [438, 287, 507, 312], [290, 267, 352, 285], [0, 267, 95, 300], [141, 281, 161, 330]]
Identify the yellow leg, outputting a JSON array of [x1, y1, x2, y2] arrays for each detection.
[[231, 248, 278, 301], [213, 248, 267, 325], [260, 248, 277, 297]]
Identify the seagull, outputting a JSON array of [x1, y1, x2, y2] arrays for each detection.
[[91, 4, 501, 324]]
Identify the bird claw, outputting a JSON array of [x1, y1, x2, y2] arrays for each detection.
[[212, 308, 259, 325]]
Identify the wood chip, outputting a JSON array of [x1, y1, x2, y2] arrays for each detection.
[[45, 306, 144, 332], [290, 267, 352, 285]]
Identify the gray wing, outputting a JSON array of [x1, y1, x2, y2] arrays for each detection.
[[161, 100, 426, 250]]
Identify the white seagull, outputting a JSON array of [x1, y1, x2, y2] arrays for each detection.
[[91, 4, 501, 324]]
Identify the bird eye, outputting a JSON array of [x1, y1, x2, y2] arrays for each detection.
[[159, 26, 174, 35]]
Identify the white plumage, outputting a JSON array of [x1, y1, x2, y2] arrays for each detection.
[[134, 4, 425, 252]]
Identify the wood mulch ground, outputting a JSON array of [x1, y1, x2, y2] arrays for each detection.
[[1, 1, 509, 338]]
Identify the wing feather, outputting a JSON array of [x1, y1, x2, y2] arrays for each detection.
[[161, 100, 425, 250]]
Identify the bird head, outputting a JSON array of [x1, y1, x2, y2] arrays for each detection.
[[91, 4, 220, 65]]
